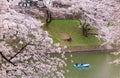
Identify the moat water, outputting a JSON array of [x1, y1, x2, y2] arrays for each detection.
[[54, 51, 120, 78]]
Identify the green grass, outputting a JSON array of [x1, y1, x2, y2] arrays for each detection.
[[49, 35, 60, 44], [42, 20, 102, 46]]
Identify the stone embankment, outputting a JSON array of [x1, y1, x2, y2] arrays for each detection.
[[63, 46, 117, 52]]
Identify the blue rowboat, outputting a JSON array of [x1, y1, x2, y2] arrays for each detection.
[[73, 64, 90, 69]]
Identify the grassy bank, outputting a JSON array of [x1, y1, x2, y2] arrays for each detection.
[[42, 20, 102, 46]]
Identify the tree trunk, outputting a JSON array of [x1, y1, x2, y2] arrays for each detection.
[[82, 22, 86, 36], [81, 22, 90, 37], [45, 10, 52, 26]]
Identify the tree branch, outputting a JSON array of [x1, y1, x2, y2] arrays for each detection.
[[0, 52, 16, 66], [9, 41, 31, 61]]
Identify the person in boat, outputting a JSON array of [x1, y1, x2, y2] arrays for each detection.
[[75, 63, 84, 66], [81, 63, 83, 65], [75, 63, 78, 66]]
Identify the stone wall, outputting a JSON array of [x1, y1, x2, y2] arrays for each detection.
[[62, 46, 117, 52]]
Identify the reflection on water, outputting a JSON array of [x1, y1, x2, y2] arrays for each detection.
[[53, 52, 120, 78]]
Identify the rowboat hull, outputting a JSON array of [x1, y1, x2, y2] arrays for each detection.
[[73, 64, 90, 69]]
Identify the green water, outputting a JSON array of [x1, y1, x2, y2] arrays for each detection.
[[54, 52, 120, 78]]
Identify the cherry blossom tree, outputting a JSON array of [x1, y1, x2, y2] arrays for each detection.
[[13, 0, 82, 25], [55, 0, 120, 63], [0, 0, 66, 78]]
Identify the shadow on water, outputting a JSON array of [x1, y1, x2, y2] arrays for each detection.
[[52, 51, 120, 78]]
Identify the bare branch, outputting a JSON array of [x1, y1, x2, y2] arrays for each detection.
[[0, 52, 16, 66], [9, 41, 31, 61]]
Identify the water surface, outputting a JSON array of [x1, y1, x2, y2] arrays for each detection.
[[55, 52, 120, 78]]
